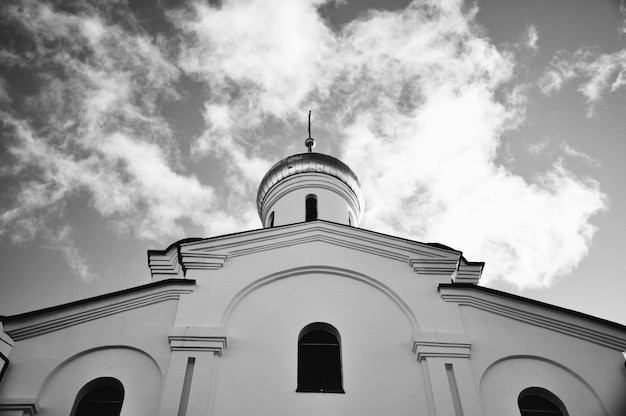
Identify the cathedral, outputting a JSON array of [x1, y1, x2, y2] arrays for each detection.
[[1, 133, 625, 416]]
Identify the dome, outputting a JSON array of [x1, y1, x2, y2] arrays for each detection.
[[256, 152, 364, 220]]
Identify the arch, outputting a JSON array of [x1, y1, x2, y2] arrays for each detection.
[[479, 355, 608, 416], [220, 265, 419, 332], [305, 194, 318, 221], [297, 322, 344, 393], [71, 377, 124, 416], [37, 345, 163, 416], [518, 387, 568, 416]]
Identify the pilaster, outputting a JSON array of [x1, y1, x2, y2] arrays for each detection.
[[412, 331, 483, 416], [158, 327, 227, 416]]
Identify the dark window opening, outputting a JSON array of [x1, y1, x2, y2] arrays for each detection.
[[72, 377, 124, 416], [519, 387, 567, 416], [269, 211, 275, 227], [305, 195, 317, 222], [297, 322, 343, 393]]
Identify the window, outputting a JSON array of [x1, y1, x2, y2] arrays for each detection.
[[71, 377, 124, 416], [269, 211, 275, 227], [518, 387, 567, 416], [297, 322, 344, 393], [305, 194, 317, 222]]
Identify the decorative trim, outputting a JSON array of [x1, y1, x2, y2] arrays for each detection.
[[147, 238, 203, 277], [439, 285, 626, 350], [409, 258, 459, 275], [220, 265, 420, 332], [5, 285, 195, 341], [148, 247, 182, 276], [412, 331, 472, 361], [169, 327, 228, 356], [453, 261, 484, 284], [0, 398, 39, 414], [180, 253, 227, 272]]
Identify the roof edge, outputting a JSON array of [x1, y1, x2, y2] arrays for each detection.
[[1, 278, 196, 323], [439, 283, 626, 332]]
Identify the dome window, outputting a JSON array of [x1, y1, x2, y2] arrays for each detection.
[[305, 194, 318, 222]]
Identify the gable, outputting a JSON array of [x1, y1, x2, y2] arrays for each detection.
[[148, 221, 484, 283]]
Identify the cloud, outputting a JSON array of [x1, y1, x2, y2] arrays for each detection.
[[525, 25, 539, 51], [560, 142, 601, 168], [0, 0, 219, 277], [540, 48, 626, 115], [0, 0, 607, 290]]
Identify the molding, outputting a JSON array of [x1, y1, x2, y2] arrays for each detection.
[[4, 284, 195, 341], [180, 253, 227, 272], [409, 258, 459, 276], [412, 331, 472, 361], [0, 398, 39, 414], [220, 265, 420, 332], [454, 261, 484, 284], [147, 222, 480, 282], [439, 285, 626, 350], [169, 327, 228, 356]]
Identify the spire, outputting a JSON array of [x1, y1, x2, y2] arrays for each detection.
[[304, 110, 315, 152]]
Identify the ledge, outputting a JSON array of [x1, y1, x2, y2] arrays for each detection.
[[0, 398, 39, 414], [412, 331, 472, 361], [169, 327, 228, 356]]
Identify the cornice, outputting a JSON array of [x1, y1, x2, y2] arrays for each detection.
[[439, 284, 626, 350], [0, 398, 39, 414], [168, 327, 228, 356], [148, 222, 481, 282], [4, 282, 195, 341], [412, 331, 472, 361]]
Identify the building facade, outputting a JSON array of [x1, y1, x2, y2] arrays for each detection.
[[1, 147, 625, 416]]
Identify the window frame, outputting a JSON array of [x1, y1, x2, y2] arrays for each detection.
[[70, 377, 125, 416], [518, 387, 568, 416], [305, 194, 318, 222], [296, 322, 344, 394]]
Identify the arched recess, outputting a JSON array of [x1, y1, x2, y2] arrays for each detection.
[[479, 355, 608, 416], [37, 346, 162, 416], [219, 265, 419, 332]]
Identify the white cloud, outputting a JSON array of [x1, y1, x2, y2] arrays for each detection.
[[0, 0, 220, 277], [49, 226, 96, 282], [525, 25, 539, 51], [540, 48, 626, 115], [561, 142, 601, 167], [0, 0, 607, 290], [173, 0, 605, 289]]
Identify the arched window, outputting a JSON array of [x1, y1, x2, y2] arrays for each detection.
[[71, 377, 124, 416], [518, 387, 568, 416], [305, 194, 317, 222], [297, 322, 344, 393]]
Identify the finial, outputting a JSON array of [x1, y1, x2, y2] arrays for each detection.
[[304, 110, 315, 152]]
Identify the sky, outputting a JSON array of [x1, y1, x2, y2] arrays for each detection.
[[0, 0, 625, 325]]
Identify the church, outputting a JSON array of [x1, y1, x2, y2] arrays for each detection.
[[1, 132, 625, 416]]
